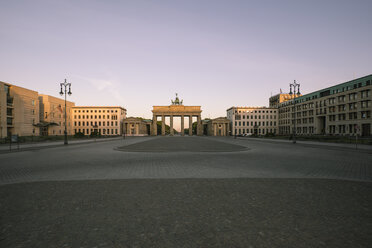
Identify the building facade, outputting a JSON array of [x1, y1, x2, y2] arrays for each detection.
[[72, 106, 126, 136], [0, 81, 40, 138], [205, 117, 230, 136], [123, 117, 151, 136], [38, 94, 75, 136], [227, 107, 278, 136], [278, 75, 372, 136], [269, 93, 300, 108]]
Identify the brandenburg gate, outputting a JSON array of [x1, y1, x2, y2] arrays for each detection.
[[151, 94, 202, 136]]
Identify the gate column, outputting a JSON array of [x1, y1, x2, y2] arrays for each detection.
[[181, 115, 185, 136], [161, 115, 166, 136], [189, 115, 193, 136], [152, 115, 157, 136]]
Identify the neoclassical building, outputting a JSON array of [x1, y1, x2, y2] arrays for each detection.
[[151, 94, 203, 136], [205, 117, 230, 136], [123, 117, 151, 136], [72, 106, 126, 136], [227, 107, 278, 136]]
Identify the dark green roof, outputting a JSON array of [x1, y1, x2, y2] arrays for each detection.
[[295, 74, 372, 103]]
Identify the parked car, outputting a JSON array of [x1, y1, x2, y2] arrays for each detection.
[[242, 133, 253, 137]]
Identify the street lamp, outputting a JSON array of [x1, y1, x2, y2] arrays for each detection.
[[59, 79, 72, 145], [289, 80, 300, 144]]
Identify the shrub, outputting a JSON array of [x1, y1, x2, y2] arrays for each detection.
[[74, 132, 85, 138]]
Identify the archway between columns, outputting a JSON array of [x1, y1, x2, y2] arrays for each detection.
[[151, 106, 202, 136]]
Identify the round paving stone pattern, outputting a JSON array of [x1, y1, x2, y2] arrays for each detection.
[[117, 136, 248, 152]]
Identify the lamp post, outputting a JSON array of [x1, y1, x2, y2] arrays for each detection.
[[289, 80, 300, 144], [59, 79, 72, 145]]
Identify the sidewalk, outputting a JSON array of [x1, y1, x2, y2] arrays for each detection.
[[0, 137, 124, 153], [239, 137, 372, 151]]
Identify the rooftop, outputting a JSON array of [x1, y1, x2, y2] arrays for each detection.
[[296, 74, 372, 103]]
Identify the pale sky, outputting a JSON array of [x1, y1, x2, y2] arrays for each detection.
[[1, 0, 371, 120]]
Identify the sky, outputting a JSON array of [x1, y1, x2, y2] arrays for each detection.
[[1, 0, 371, 120]]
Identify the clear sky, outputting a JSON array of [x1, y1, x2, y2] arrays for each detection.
[[1, 0, 371, 120]]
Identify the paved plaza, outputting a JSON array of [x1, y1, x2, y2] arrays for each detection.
[[1, 137, 372, 247]]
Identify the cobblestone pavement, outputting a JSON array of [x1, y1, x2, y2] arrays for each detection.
[[1, 179, 371, 248], [1, 136, 372, 247], [0, 136, 371, 184], [0, 136, 124, 153]]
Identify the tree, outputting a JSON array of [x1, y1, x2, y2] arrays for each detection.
[[156, 121, 171, 134]]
